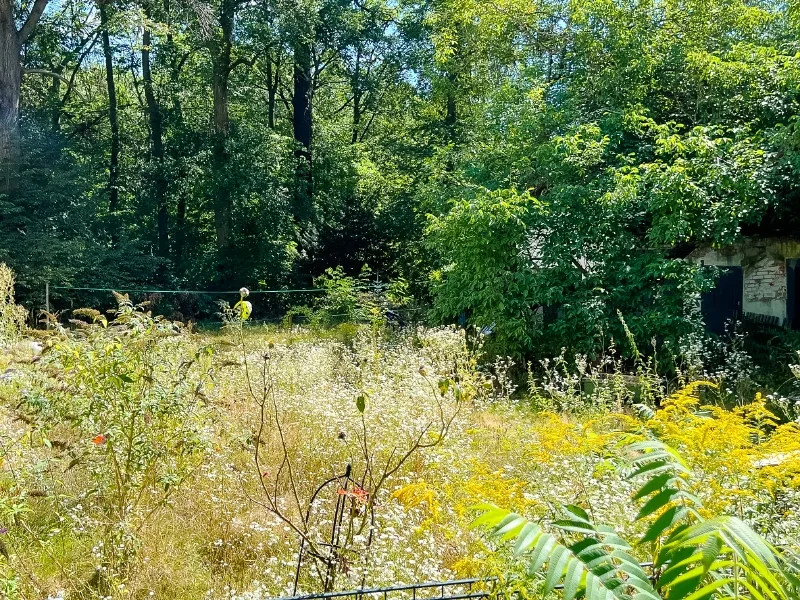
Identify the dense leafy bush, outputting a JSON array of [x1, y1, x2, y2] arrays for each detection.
[[427, 189, 541, 356]]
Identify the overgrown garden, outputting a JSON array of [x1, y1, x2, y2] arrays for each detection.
[[0, 267, 799, 599], [4, 0, 800, 597]]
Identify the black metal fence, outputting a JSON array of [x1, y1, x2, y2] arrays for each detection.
[[272, 578, 497, 600], [273, 562, 657, 600]]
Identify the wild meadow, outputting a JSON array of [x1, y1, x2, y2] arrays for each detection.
[[0, 268, 798, 600], [5, 0, 800, 596]]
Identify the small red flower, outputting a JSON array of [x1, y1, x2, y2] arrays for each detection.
[[338, 486, 369, 504], [92, 434, 107, 445], [353, 486, 368, 503]]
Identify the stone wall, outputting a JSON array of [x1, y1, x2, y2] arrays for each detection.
[[744, 256, 786, 304]]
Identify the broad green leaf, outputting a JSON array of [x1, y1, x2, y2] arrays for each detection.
[[634, 472, 679, 500], [637, 487, 680, 520], [528, 533, 557, 574], [700, 534, 723, 573], [562, 557, 583, 600], [682, 577, 736, 600], [563, 504, 592, 523], [641, 506, 690, 544]]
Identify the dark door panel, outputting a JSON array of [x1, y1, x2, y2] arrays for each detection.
[[788, 259, 799, 330], [701, 266, 743, 335]]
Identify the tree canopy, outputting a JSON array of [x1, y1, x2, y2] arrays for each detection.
[[2, 0, 800, 355]]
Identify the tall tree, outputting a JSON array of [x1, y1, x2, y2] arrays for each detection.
[[210, 0, 235, 252], [292, 38, 313, 221], [141, 7, 169, 262], [0, 0, 49, 181], [98, 0, 120, 218]]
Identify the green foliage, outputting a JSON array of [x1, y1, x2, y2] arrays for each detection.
[[427, 188, 542, 356], [18, 293, 213, 588], [8, 0, 800, 367], [0, 265, 26, 345], [289, 265, 392, 328], [475, 440, 798, 599]]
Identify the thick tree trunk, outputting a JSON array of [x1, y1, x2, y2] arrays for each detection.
[[292, 42, 313, 221], [1, 0, 49, 190], [210, 0, 234, 251], [99, 1, 120, 217], [0, 13, 20, 190], [142, 24, 169, 261], [0, 0, 21, 190]]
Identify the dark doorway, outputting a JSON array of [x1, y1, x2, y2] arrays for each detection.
[[701, 266, 743, 335], [788, 259, 800, 330]]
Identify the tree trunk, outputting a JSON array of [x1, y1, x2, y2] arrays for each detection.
[[292, 42, 313, 221], [49, 68, 62, 131], [443, 25, 462, 145], [0, 2, 21, 191], [99, 1, 120, 218], [165, 0, 189, 265], [175, 192, 186, 262], [445, 70, 457, 139], [351, 47, 361, 145], [266, 56, 278, 130], [0, 0, 49, 190], [142, 23, 169, 261], [210, 0, 234, 251], [54, 32, 99, 132]]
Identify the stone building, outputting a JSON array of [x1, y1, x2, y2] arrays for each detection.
[[687, 238, 800, 333]]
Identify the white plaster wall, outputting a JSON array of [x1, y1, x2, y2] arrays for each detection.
[[691, 248, 745, 268]]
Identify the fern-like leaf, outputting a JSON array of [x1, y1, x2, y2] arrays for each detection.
[[475, 441, 798, 600], [473, 505, 660, 600]]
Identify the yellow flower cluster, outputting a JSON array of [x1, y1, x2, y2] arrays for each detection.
[[645, 382, 800, 514]]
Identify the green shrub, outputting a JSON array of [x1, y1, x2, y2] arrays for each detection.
[[0, 264, 26, 345], [427, 188, 541, 357], [20, 293, 213, 591], [286, 265, 406, 331]]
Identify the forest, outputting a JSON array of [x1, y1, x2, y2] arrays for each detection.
[[1, 0, 798, 354], [3, 0, 800, 599]]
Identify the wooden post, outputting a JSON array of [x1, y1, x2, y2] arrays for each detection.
[[45, 281, 49, 329]]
